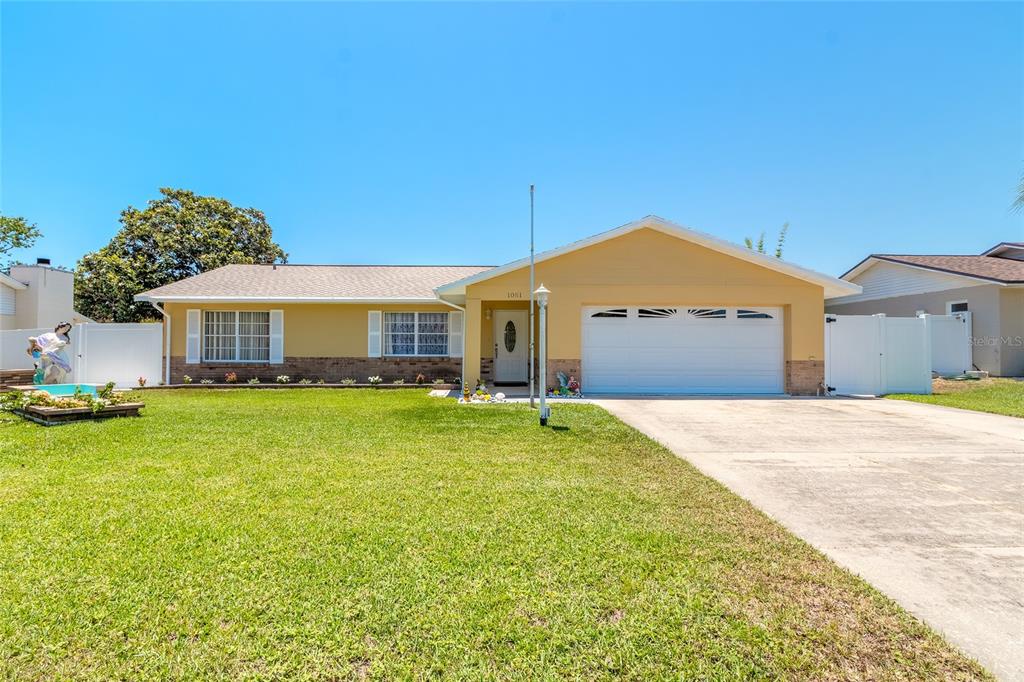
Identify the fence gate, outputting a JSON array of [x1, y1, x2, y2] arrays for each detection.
[[929, 312, 972, 376], [1, 322, 162, 388], [825, 314, 933, 396]]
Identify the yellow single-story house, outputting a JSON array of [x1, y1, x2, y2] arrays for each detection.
[[135, 216, 861, 394]]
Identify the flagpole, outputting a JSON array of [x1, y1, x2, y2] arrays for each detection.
[[529, 184, 536, 409]]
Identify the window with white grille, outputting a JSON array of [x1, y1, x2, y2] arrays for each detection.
[[203, 311, 270, 362], [384, 312, 448, 356]]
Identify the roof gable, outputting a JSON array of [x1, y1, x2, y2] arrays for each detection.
[[982, 242, 1024, 260], [830, 259, 988, 304], [436, 215, 861, 299], [840, 254, 1024, 286]]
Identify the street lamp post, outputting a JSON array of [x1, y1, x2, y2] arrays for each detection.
[[534, 284, 551, 426]]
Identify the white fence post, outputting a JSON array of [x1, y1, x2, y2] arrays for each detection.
[[875, 314, 887, 396]]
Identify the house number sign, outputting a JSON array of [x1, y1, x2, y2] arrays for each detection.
[[506, 291, 524, 299]]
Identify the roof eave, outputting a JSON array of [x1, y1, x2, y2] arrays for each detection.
[[844, 256, 1018, 287], [981, 242, 1024, 257], [133, 294, 445, 304], [0, 272, 28, 290]]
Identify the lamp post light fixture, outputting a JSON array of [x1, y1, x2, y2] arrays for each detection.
[[534, 284, 551, 426]]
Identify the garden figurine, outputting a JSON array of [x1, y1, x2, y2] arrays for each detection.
[[28, 322, 73, 384], [26, 339, 44, 385]]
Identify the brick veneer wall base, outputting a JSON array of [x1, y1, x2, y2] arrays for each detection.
[[785, 360, 824, 396], [170, 357, 462, 384], [478, 358, 494, 384], [0, 369, 34, 388]]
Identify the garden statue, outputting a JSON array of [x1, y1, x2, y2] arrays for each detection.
[[548, 371, 582, 398], [27, 322, 73, 384], [26, 338, 44, 385]]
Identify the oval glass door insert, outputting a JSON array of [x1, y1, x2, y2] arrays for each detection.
[[504, 320, 517, 353]]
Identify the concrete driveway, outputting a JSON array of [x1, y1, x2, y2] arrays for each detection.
[[595, 397, 1024, 681]]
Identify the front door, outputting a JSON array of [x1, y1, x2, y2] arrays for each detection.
[[494, 310, 528, 384]]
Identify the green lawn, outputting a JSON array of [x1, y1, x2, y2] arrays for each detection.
[[0, 390, 987, 680], [888, 377, 1024, 418]]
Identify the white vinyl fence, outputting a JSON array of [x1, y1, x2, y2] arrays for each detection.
[[0, 323, 162, 388], [929, 312, 972, 376], [825, 313, 971, 396]]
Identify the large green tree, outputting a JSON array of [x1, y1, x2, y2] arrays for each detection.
[[0, 215, 42, 268], [75, 188, 287, 322]]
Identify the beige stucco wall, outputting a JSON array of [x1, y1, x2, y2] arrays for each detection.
[[461, 228, 825, 385], [826, 284, 1004, 375], [999, 288, 1023, 376], [165, 302, 456, 357]]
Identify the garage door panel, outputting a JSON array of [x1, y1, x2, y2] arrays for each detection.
[[582, 306, 783, 394]]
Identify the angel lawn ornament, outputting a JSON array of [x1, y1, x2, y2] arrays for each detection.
[[28, 322, 73, 384]]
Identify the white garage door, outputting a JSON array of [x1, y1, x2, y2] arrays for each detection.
[[582, 306, 784, 394]]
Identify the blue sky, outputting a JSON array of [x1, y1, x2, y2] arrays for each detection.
[[2, 2, 1021, 276]]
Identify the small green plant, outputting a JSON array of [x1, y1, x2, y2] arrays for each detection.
[[137, 376, 147, 388], [368, 376, 382, 385], [415, 373, 427, 385], [745, 222, 789, 259], [99, 382, 116, 399], [247, 377, 260, 385], [182, 375, 192, 384], [341, 378, 357, 385], [298, 378, 312, 385], [392, 378, 405, 385], [432, 378, 446, 386], [276, 375, 290, 384], [225, 372, 238, 384], [200, 379, 214, 385], [316, 378, 326, 385]]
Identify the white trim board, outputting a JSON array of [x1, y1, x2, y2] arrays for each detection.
[[134, 295, 443, 304], [0, 272, 27, 290], [436, 215, 861, 300]]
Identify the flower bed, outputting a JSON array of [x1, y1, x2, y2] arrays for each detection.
[[3, 384, 144, 426], [15, 401, 145, 425], [148, 383, 460, 390]]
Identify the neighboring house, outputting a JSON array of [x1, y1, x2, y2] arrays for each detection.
[[826, 242, 1024, 376], [134, 216, 860, 394], [0, 259, 92, 331]]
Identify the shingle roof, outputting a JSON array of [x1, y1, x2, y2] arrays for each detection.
[[136, 264, 495, 301], [868, 254, 1024, 284]]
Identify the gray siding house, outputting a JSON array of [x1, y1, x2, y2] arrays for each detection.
[[826, 242, 1024, 376]]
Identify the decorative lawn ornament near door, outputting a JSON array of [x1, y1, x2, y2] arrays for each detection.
[[547, 372, 583, 398]]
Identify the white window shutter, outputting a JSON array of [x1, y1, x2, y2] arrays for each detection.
[[186, 309, 201, 364], [269, 310, 284, 364], [448, 310, 464, 358], [368, 311, 382, 357]]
